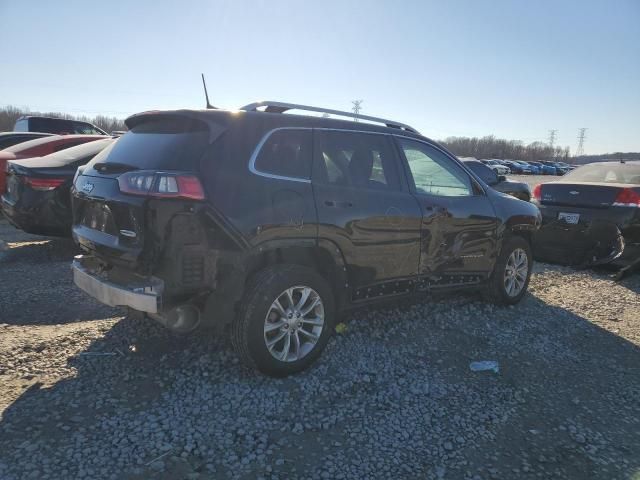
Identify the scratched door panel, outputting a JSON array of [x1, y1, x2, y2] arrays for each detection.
[[311, 130, 422, 289]]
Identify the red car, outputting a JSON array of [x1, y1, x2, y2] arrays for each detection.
[[0, 135, 105, 193]]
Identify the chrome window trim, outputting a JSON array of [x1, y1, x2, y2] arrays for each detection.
[[248, 127, 313, 183], [248, 127, 398, 183]]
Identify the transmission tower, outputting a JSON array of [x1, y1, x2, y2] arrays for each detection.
[[548, 129, 557, 149], [351, 100, 363, 122], [575, 128, 587, 157]]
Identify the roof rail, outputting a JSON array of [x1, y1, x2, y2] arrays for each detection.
[[239, 101, 419, 134]]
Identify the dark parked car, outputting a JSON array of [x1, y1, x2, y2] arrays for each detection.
[[70, 102, 540, 376], [0, 132, 54, 150], [462, 160, 531, 201], [0, 135, 106, 193], [532, 161, 640, 268], [1, 138, 115, 236], [14, 115, 108, 136]]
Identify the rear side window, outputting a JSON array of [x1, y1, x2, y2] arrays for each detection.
[[313, 131, 401, 191], [87, 117, 210, 171], [253, 129, 312, 180]]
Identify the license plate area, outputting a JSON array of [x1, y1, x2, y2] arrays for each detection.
[[558, 212, 580, 224]]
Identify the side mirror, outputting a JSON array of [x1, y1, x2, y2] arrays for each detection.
[[497, 175, 507, 182]]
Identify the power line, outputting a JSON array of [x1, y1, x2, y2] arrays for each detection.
[[351, 100, 363, 122], [575, 128, 587, 157], [548, 129, 557, 149]]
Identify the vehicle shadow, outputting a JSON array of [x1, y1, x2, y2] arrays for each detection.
[[0, 291, 639, 479], [0, 242, 110, 326], [0, 236, 77, 264]]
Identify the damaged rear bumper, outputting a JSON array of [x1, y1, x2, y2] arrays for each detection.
[[72, 255, 164, 313]]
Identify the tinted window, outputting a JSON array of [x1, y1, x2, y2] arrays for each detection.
[[86, 117, 210, 171], [465, 161, 499, 185], [399, 139, 472, 196], [30, 117, 72, 134], [314, 131, 400, 191], [253, 129, 312, 180]]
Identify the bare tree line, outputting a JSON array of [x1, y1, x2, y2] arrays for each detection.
[[0, 106, 127, 134], [440, 135, 571, 162]]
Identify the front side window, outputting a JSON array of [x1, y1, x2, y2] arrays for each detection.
[[313, 130, 401, 191], [254, 129, 312, 180], [398, 138, 472, 197], [466, 161, 498, 185]]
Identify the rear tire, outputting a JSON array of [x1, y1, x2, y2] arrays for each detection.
[[485, 235, 533, 305], [231, 265, 335, 377]]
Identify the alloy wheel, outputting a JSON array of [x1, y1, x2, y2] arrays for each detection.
[[504, 248, 528, 297], [263, 286, 325, 362]]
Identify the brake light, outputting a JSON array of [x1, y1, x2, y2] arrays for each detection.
[[532, 184, 542, 201], [613, 188, 640, 207], [117, 171, 205, 200], [24, 177, 66, 191]]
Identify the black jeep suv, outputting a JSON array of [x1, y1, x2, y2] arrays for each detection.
[[71, 101, 540, 376]]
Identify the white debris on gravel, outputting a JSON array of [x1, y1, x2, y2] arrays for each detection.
[[0, 221, 639, 480]]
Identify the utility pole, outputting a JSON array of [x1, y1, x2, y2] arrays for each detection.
[[351, 100, 363, 122], [548, 129, 557, 149], [575, 128, 587, 157]]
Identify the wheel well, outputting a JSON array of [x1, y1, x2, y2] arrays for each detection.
[[245, 246, 344, 298], [202, 245, 347, 332], [509, 228, 533, 247]]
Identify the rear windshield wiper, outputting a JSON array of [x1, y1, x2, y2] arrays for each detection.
[[93, 162, 139, 174]]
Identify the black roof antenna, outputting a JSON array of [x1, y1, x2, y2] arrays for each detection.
[[201, 73, 216, 109]]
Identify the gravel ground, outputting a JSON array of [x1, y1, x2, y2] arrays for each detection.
[[0, 218, 639, 480]]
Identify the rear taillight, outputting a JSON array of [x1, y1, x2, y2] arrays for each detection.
[[613, 188, 640, 207], [24, 177, 66, 191], [532, 184, 542, 202], [117, 171, 205, 201]]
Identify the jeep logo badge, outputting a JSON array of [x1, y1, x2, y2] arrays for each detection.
[[569, 191, 579, 195], [82, 182, 94, 193]]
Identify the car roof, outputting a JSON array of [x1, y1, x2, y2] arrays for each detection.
[[584, 161, 640, 166], [3, 134, 105, 153], [0, 131, 55, 138], [125, 108, 433, 143], [11, 138, 116, 168]]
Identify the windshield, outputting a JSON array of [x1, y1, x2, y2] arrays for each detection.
[[563, 163, 640, 184]]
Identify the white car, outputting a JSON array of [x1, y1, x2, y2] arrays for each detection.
[[480, 159, 510, 175]]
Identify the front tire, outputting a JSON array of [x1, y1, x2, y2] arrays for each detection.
[[485, 236, 533, 305], [231, 265, 335, 377]]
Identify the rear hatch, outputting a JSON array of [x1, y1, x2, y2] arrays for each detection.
[[71, 113, 223, 271]]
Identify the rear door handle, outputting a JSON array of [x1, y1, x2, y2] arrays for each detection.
[[324, 200, 353, 208]]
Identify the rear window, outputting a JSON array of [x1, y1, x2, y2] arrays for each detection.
[[564, 163, 640, 184], [30, 117, 73, 134], [87, 117, 210, 171]]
